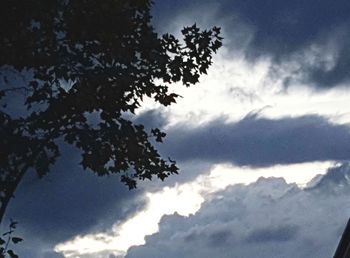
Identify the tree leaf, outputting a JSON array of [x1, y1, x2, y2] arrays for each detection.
[[11, 237, 23, 244], [7, 250, 19, 258]]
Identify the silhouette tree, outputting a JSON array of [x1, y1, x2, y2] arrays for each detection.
[[0, 0, 222, 224]]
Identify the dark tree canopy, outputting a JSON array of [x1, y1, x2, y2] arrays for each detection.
[[0, 0, 222, 224]]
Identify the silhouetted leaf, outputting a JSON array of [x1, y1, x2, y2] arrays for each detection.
[[11, 237, 23, 244], [7, 250, 18, 258]]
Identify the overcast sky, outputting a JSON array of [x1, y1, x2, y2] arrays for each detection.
[[4, 1, 350, 257]]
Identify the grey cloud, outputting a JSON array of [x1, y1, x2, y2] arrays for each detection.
[[183, 227, 235, 247], [152, 0, 350, 88], [208, 229, 233, 247], [134, 109, 168, 129], [246, 225, 298, 243], [218, 0, 350, 58], [4, 144, 145, 257], [126, 164, 350, 258], [306, 37, 350, 88], [161, 114, 350, 166], [307, 162, 350, 194]]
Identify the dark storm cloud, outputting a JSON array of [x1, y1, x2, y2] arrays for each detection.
[[219, 0, 350, 57], [126, 164, 350, 258], [3, 144, 145, 257], [153, 0, 350, 55], [161, 114, 350, 166], [152, 0, 350, 88]]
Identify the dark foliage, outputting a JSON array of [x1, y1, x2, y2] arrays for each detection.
[[0, 0, 222, 224], [0, 220, 22, 258]]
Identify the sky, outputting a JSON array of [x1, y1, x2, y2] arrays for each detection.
[[3, 0, 350, 257]]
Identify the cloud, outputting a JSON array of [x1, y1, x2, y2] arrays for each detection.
[[126, 164, 350, 258], [152, 0, 350, 88], [134, 109, 168, 130], [140, 9, 350, 129], [54, 161, 332, 257], [246, 225, 298, 243], [207, 229, 233, 246], [217, 0, 350, 57], [161, 114, 350, 166]]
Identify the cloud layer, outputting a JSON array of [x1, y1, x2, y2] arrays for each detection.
[[162, 114, 350, 166], [126, 164, 350, 258], [153, 0, 350, 88]]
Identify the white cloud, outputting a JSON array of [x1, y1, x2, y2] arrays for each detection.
[[126, 164, 350, 258], [136, 44, 350, 129], [55, 161, 333, 257]]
